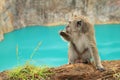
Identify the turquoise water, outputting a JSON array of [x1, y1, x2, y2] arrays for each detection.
[[0, 24, 120, 71]]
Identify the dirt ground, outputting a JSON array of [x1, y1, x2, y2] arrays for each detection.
[[51, 61, 120, 80], [0, 61, 120, 80]]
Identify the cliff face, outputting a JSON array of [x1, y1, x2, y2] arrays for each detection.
[[0, 0, 120, 41]]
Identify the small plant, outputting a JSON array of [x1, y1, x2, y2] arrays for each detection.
[[16, 41, 42, 64], [8, 64, 53, 80], [16, 44, 19, 65], [112, 67, 120, 80], [10, 42, 54, 80], [30, 42, 42, 60], [113, 72, 120, 80]]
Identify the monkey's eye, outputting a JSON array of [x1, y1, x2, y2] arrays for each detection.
[[77, 21, 82, 26]]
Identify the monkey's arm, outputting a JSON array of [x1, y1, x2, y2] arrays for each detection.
[[90, 37, 104, 70], [88, 26, 105, 71], [59, 31, 71, 41]]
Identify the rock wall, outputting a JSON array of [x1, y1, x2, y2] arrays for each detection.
[[0, 0, 120, 41]]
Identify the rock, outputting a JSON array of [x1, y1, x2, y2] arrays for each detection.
[[0, 61, 120, 80], [51, 61, 120, 80], [0, 71, 9, 80]]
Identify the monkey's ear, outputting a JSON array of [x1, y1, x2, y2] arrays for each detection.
[[59, 31, 71, 41]]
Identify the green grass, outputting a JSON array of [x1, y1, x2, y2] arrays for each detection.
[[9, 42, 54, 80], [30, 42, 42, 60], [16, 41, 42, 65], [8, 63, 53, 80], [16, 44, 19, 65]]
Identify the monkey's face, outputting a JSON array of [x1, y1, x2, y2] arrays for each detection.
[[66, 18, 88, 36], [67, 20, 82, 33], [59, 17, 89, 42]]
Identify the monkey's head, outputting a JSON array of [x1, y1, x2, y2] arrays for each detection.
[[66, 16, 89, 35], [59, 16, 90, 42]]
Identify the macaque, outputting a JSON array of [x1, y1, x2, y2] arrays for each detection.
[[59, 16, 105, 71]]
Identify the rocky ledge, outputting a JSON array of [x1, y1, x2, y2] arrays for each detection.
[[0, 61, 120, 80]]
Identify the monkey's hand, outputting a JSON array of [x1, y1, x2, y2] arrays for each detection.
[[96, 66, 106, 72], [59, 30, 71, 41]]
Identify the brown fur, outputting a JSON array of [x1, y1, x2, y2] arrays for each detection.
[[59, 16, 105, 71]]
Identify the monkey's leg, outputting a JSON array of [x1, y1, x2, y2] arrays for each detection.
[[81, 49, 92, 64], [68, 43, 78, 64]]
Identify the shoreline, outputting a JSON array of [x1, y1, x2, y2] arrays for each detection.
[[44, 21, 120, 26], [0, 22, 120, 42]]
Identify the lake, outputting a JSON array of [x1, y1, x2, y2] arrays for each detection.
[[0, 24, 120, 71]]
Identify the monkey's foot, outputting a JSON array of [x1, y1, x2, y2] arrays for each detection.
[[74, 59, 83, 63], [97, 67, 106, 72], [82, 58, 91, 64], [74, 59, 90, 64]]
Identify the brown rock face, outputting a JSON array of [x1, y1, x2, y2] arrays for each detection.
[[51, 61, 120, 80], [0, 0, 120, 41]]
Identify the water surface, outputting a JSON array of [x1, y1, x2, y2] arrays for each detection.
[[0, 24, 120, 71]]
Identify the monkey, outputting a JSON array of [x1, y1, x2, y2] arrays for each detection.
[[59, 16, 105, 71]]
